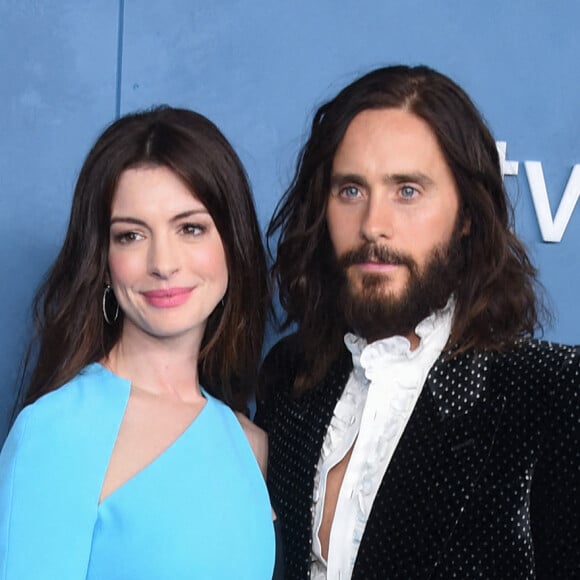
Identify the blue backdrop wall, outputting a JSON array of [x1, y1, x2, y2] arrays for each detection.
[[1, 0, 578, 440]]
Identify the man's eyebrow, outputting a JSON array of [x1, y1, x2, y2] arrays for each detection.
[[383, 172, 435, 186], [330, 171, 435, 188], [329, 173, 370, 189]]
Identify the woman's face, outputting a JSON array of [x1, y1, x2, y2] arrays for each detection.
[[108, 165, 228, 347]]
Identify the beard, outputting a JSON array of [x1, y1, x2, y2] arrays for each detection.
[[337, 221, 466, 342]]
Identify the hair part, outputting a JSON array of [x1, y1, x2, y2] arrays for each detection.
[[21, 106, 269, 412], [268, 65, 548, 394]]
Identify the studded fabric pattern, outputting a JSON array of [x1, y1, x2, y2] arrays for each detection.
[[257, 338, 579, 579]]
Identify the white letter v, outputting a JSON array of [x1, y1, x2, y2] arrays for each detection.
[[524, 162, 580, 243]]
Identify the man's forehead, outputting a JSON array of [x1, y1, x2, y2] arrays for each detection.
[[331, 108, 450, 177]]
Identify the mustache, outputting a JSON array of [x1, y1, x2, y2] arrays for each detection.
[[338, 244, 416, 270]]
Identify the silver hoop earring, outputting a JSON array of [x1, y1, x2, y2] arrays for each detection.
[[102, 284, 119, 325]]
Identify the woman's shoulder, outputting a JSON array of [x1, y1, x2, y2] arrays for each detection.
[[11, 363, 129, 439], [235, 412, 268, 478], [0, 368, 95, 469], [24, 363, 119, 412], [199, 390, 268, 476]]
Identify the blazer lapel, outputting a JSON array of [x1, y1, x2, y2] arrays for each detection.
[[353, 350, 507, 579]]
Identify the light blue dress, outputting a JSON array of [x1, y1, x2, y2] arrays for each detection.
[[0, 364, 275, 579]]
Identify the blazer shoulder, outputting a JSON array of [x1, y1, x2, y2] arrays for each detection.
[[501, 340, 579, 382], [255, 334, 304, 430], [493, 341, 579, 419], [260, 334, 303, 393]]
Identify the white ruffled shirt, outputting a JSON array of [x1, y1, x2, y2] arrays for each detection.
[[310, 301, 455, 580]]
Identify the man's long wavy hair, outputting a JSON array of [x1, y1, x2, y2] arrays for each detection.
[[268, 65, 547, 393], [20, 106, 269, 412]]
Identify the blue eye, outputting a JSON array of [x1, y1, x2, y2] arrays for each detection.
[[340, 186, 362, 199], [400, 185, 418, 199]]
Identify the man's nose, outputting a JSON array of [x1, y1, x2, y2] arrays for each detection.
[[360, 195, 393, 242]]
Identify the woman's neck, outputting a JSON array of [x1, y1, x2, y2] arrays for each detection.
[[103, 328, 203, 403]]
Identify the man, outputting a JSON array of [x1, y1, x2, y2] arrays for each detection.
[[257, 65, 579, 579]]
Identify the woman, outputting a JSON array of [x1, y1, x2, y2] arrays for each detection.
[[0, 107, 275, 578]]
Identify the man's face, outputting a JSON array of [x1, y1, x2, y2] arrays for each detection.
[[326, 107, 468, 344]]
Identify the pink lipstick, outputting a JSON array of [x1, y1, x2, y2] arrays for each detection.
[[143, 287, 192, 308]]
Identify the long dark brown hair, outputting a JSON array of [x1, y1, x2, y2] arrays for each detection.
[[268, 65, 547, 393], [22, 106, 269, 411]]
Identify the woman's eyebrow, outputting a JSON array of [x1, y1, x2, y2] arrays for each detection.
[[110, 208, 210, 226]]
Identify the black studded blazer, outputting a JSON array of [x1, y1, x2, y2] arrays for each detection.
[[256, 338, 579, 579]]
